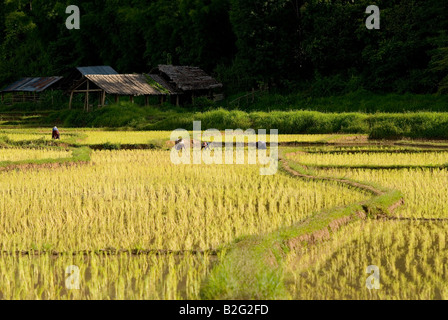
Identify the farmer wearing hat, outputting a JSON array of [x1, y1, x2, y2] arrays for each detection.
[[52, 126, 60, 140]]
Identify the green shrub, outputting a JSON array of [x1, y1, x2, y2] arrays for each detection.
[[102, 142, 121, 150], [334, 113, 369, 133], [198, 109, 252, 130], [192, 97, 215, 109], [369, 122, 404, 140]]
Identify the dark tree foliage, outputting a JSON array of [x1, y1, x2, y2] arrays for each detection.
[[0, 0, 447, 94], [228, 0, 304, 88]]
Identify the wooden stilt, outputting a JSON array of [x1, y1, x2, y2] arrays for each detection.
[[102, 91, 106, 107], [86, 80, 90, 112], [69, 92, 74, 109]]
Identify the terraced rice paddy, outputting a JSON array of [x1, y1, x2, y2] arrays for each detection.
[[0, 129, 447, 300], [289, 151, 448, 167], [1, 129, 346, 145], [0, 147, 71, 162], [285, 221, 448, 300], [311, 168, 448, 219], [0, 149, 366, 252], [281, 145, 448, 300], [0, 253, 213, 300]]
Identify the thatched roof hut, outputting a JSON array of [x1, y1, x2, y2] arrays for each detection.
[[151, 65, 223, 105], [155, 65, 223, 92]]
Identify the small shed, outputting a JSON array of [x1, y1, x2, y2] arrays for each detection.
[[150, 65, 223, 105], [63, 66, 108, 110], [85, 74, 175, 106], [61, 66, 118, 91], [68, 71, 176, 110], [0, 77, 63, 104]]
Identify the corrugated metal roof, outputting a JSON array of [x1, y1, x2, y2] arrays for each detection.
[[85, 74, 168, 96], [77, 66, 118, 76], [1, 77, 63, 93], [158, 65, 223, 91]]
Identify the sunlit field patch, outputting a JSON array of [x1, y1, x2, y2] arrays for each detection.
[[290, 151, 448, 167], [0, 150, 367, 252], [0, 253, 213, 300], [0, 128, 344, 145], [82, 131, 171, 145], [82, 132, 338, 145], [2, 130, 448, 300], [314, 168, 448, 219], [0, 147, 71, 162], [0, 129, 81, 142], [286, 220, 448, 300]]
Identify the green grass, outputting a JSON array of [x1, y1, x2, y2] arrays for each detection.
[[1, 90, 448, 140], [20, 104, 447, 140]]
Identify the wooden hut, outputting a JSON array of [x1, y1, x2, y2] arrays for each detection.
[[65, 66, 176, 110], [145, 73, 181, 105], [68, 73, 176, 110], [0, 77, 63, 105], [150, 65, 223, 105], [63, 66, 118, 88], [63, 66, 118, 110]]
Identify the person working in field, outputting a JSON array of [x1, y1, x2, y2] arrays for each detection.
[[202, 141, 210, 150], [175, 138, 186, 150], [52, 126, 60, 140], [175, 139, 210, 150], [256, 141, 267, 150]]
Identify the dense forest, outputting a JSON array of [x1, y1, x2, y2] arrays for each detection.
[[0, 0, 447, 95]]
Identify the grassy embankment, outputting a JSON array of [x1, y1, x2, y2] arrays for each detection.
[[0, 133, 91, 169], [1, 92, 448, 140]]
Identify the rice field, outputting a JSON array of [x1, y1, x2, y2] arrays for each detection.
[[81, 131, 171, 145], [289, 151, 448, 167], [0, 253, 213, 300], [1, 133, 51, 142], [0, 147, 71, 162], [0, 128, 342, 145], [0, 150, 367, 252], [311, 168, 448, 219], [282, 145, 448, 300], [1, 131, 448, 300], [0, 129, 80, 142], [0, 142, 367, 299], [285, 220, 448, 300], [82, 131, 337, 145]]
